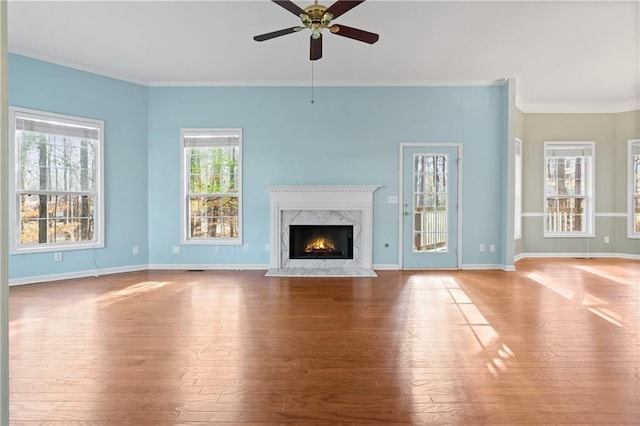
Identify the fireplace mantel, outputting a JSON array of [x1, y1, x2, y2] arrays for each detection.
[[266, 185, 380, 277]]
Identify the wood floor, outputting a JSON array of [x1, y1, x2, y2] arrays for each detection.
[[8, 258, 640, 425]]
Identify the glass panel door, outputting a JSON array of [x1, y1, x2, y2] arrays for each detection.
[[402, 146, 458, 268]]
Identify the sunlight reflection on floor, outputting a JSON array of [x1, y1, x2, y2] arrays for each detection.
[[574, 264, 637, 286], [527, 268, 628, 328], [446, 277, 515, 375], [95, 281, 171, 307]]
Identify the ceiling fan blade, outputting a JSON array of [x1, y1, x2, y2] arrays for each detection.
[[272, 0, 306, 17], [330, 24, 379, 44], [254, 26, 303, 42], [310, 34, 323, 61], [324, 0, 366, 19]]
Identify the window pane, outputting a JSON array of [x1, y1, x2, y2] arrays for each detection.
[[545, 197, 584, 233], [189, 146, 239, 194], [634, 197, 640, 233], [413, 154, 448, 252], [189, 196, 238, 239], [545, 157, 557, 195], [17, 132, 96, 192], [634, 154, 640, 195], [19, 194, 94, 244]]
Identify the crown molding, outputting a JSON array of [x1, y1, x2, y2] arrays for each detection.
[[8, 48, 148, 86], [10, 50, 638, 115], [516, 97, 640, 114]]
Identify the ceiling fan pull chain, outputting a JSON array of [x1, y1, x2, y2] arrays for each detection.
[[311, 61, 315, 104]]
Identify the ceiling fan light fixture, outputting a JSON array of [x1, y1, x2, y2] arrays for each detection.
[[254, 0, 379, 60]]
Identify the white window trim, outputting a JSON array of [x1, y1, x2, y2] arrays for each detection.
[[514, 137, 522, 240], [628, 139, 640, 239], [543, 141, 595, 238], [180, 128, 242, 245], [8, 106, 105, 254]]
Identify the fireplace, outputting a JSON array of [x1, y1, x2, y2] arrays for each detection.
[[265, 185, 380, 277], [290, 225, 354, 260]]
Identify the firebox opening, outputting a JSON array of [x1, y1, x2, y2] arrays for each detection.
[[289, 225, 354, 260]]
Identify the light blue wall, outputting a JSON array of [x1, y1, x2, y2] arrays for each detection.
[[148, 85, 506, 267], [8, 54, 149, 279], [8, 54, 509, 280]]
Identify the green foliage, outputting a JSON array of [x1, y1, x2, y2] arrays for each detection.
[[189, 146, 239, 194]]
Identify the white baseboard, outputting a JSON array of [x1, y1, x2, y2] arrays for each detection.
[[518, 252, 640, 260], [8, 264, 148, 286], [10, 254, 636, 286], [461, 263, 505, 270], [147, 263, 269, 271], [373, 264, 401, 270]]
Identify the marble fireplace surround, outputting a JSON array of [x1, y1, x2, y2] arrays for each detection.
[[265, 185, 380, 277]]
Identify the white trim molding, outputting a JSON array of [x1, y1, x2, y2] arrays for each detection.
[[518, 252, 640, 261], [148, 263, 269, 271], [8, 264, 147, 286]]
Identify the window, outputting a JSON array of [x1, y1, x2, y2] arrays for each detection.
[[9, 107, 104, 253], [181, 128, 242, 244], [629, 139, 640, 238], [413, 153, 448, 252], [544, 142, 594, 237], [514, 138, 522, 240]]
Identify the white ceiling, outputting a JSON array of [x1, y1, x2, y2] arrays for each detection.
[[7, 0, 640, 112]]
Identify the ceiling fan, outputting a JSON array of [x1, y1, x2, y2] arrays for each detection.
[[254, 0, 379, 61]]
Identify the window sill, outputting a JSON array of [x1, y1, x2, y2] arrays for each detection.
[[181, 239, 241, 246], [543, 233, 595, 238], [12, 241, 104, 255]]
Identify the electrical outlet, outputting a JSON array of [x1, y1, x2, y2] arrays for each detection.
[[265, 243, 270, 252], [214, 246, 220, 254], [243, 244, 250, 252], [489, 244, 495, 252], [54, 252, 63, 262], [172, 246, 180, 254], [479, 244, 485, 253], [132, 245, 139, 255], [604, 236, 610, 244]]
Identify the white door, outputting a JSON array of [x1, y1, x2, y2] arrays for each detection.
[[401, 145, 460, 269]]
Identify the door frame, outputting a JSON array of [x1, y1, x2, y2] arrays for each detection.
[[398, 143, 463, 269]]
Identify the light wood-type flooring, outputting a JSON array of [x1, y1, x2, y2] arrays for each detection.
[[8, 258, 640, 425]]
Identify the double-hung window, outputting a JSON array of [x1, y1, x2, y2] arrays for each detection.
[[9, 107, 104, 253], [629, 139, 640, 238], [543, 142, 594, 237], [514, 138, 522, 240], [181, 128, 242, 244]]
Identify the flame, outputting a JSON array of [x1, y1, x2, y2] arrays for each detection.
[[305, 237, 335, 253]]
